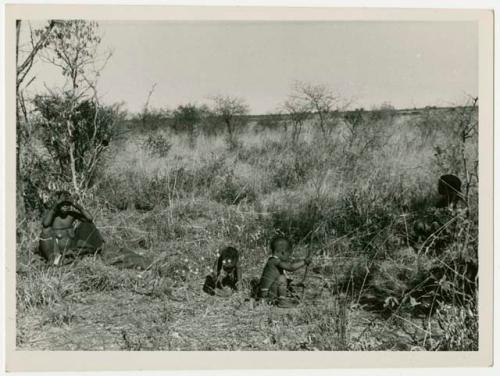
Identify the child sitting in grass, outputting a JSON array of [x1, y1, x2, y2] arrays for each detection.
[[203, 246, 241, 297], [256, 236, 311, 308]]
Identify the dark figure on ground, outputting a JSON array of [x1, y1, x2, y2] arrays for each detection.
[[437, 174, 464, 209], [203, 246, 242, 297], [38, 191, 104, 265], [255, 236, 311, 308]]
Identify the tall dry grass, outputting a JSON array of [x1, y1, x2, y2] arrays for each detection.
[[17, 107, 478, 350]]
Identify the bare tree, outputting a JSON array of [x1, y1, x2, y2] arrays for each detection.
[[41, 20, 113, 193], [16, 21, 57, 92], [81, 77, 120, 190], [281, 97, 311, 144], [24, 20, 114, 193], [16, 20, 58, 219], [43, 21, 103, 91], [342, 106, 390, 163], [210, 95, 249, 148], [290, 81, 342, 137]]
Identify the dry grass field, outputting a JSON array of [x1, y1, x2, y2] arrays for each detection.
[[16, 107, 479, 351]]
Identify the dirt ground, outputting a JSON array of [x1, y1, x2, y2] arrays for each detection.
[[16, 255, 440, 351]]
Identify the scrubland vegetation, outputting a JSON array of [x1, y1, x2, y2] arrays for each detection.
[[17, 100, 478, 351], [16, 20, 478, 351]]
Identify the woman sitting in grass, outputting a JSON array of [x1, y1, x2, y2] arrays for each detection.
[[38, 190, 104, 265]]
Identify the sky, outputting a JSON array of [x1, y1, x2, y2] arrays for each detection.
[[23, 21, 478, 115]]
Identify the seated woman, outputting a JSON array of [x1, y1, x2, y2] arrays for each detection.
[[38, 190, 104, 265]]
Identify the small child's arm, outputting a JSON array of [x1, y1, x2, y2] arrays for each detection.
[[278, 257, 312, 272], [277, 259, 306, 272]]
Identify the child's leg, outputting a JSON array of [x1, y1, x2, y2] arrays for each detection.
[[39, 227, 65, 265], [221, 274, 236, 290], [264, 275, 287, 303], [277, 275, 288, 298], [56, 236, 73, 266], [277, 275, 299, 308], [38, 234, 55, 263]]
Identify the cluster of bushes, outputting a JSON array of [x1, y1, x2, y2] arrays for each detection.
[[263, 187, 477, 337], [126, 96, 250, 145], [18, 93, 126, 215], [236, 109, 477, 334], [142, 133, 172, 158], [95, 153, 258, 211]]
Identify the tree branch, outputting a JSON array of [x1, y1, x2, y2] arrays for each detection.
[[17, 21, 56, 88]]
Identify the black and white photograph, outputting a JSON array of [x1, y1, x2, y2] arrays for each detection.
[[6, 4, 493, 366]]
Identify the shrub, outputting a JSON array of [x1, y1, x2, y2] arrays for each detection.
[[210, 170, 257, 205], [435, 301, 478, 350], [267, 142, 318, 190], [128, 108, 172, 132], [365, 248, 435, 310], [171, 104, 210, 147], [210, 95, 249, 149], [31, 93, 122, 191], [255, 115, 283, 131], [355, 210, 477, 315], [143, 133, 172, 157]]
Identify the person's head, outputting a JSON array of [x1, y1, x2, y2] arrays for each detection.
[[220, 246, 239, 270], [55, 190, 72, 211], [270, 236, 292, 261]]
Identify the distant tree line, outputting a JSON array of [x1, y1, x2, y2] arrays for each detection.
[[124, 81, 400, 148], [125, 94, 250, 149]]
